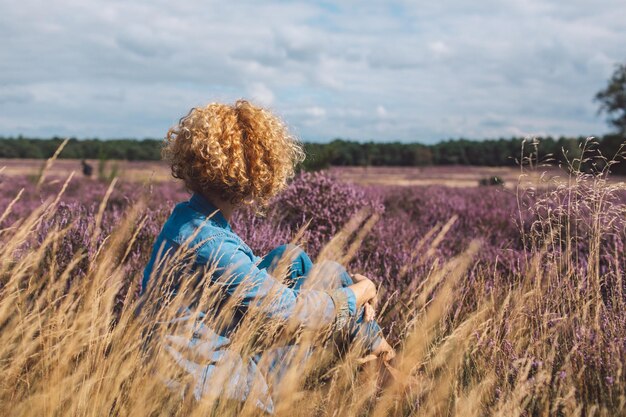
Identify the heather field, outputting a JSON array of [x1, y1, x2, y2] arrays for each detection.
[[1, 149, 626, 416]]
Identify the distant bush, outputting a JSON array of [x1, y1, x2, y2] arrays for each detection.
[[478, 176, 505, 186], [270, 171, 384, 255]]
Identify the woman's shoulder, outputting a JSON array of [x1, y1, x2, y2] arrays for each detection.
[[161, 201, 232, 248], [194, 231, 258, 266], [160, 200, 256, 263]]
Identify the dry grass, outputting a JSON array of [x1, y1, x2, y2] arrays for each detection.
[[1, 142, 625, 416]]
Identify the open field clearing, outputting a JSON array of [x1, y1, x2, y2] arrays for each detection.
[[329, 166, 570, 188], [0, 158, 173, 182], [1, 156, 625, 416], [4, 158, 626, 189]]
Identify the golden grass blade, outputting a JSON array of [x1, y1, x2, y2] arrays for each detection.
[[36, 138, 69, 189]]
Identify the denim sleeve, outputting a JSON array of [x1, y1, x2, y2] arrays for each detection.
[[196, 238, 357, 331]]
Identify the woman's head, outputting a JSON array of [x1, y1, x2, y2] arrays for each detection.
[[163, 100, 305, 207]]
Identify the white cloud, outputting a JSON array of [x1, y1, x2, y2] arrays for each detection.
[[247, 83, 275, 106], [306, 106, 326, 117], [428, 41, 451, 57]]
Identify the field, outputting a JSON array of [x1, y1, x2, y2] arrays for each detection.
[[0, 158, 609, 188], [1, 154, 625, 416]]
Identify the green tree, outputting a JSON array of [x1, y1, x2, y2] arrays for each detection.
[[595, 63, 626, 135]]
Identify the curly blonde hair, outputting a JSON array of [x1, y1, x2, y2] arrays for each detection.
[[163, 100, 305, 207]]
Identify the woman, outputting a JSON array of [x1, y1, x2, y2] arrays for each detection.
[[141, 100, 394, 413]]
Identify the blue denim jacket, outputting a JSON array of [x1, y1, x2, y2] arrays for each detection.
[[141, 193, 381, 412]]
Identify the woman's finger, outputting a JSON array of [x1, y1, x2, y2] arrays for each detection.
[[364, 303, 375, 321], [383, 348, 396, 362], [370, 293, 379, 308], [351, 273, 368, 283]]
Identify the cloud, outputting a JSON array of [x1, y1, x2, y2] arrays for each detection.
[[248, 83, 275, 106], [0, 0, 625, 142], [0, 88, 34, 105], [305, 106, 326, 117]]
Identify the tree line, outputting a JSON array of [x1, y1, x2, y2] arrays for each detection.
[[305, 135, 626, 172], [0, 137, 162, 161], [1, 134, 625, 172]]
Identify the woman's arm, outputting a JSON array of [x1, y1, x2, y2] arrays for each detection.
[[196, 238, 377, 331]]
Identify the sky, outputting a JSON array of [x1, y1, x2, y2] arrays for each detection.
[[0, 0, 625, 143]]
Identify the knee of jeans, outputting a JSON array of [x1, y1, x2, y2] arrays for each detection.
[[281, 243, 305, 260], [278, 244, 312, 274], [317, 260, 353, 287], [281, 243, 301, 255]]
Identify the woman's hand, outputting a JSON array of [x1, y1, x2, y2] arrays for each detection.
[[372, 337, 396, 362], [351, 273, 378, 307]]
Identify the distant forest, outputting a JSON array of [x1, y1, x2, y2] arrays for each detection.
[[1, 134, 625, 172]]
